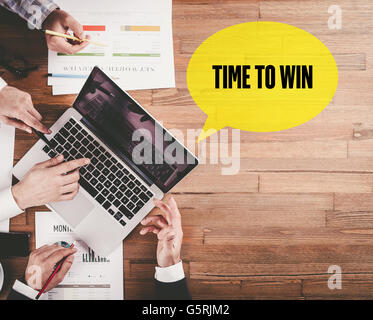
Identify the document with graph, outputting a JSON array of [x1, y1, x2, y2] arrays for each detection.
[[48, 0, 175, 94], [35, 211, 123, 300]]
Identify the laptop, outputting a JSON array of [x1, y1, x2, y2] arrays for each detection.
[[13, 67, 198, 256]]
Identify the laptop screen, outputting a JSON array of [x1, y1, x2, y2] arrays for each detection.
[[73, 67, 198, 193]]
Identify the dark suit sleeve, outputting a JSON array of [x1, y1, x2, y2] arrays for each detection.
[[155, 277, 191, 300], [7, 289, 31, 300], [6, 279, 35, 300]]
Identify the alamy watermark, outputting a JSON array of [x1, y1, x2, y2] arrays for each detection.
[[131, 126, 241, 175], [328, 265, 342, 290], [328, 5, 342, 30]]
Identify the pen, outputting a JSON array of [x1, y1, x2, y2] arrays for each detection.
[[43, 29, 106, 47], [35, 243, 75, 300], [48, 73, 120, 81], [33, 128, 53, 149], [48, 73, 88, 79]]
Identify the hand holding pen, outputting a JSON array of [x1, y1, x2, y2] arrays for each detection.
[[42, 9, 91, 55], [24, 243, 77, 297], [35, 243, 75, 299]]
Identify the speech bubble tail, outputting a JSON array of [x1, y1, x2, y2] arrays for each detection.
[[197, 119, 225, 143]]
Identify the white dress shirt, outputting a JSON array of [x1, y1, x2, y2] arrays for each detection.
[[0, 187, 24, 221], [155, 260, 185, 283], [0, 77, 7, 91], [0, 78, 24, 221]]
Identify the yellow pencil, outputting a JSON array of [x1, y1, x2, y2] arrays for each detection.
[[44, 29, 106, 47]]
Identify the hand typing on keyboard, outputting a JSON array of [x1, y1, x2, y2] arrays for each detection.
[[12, 155, 90, 210], [40, 117, 155, 228], [140, 197, 183, 268]]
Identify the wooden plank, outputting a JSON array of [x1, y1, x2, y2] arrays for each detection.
[[237, 141, 347, 159], [170, 193, 331, 229], [179, 209, 326, 229], [326, 210, 373, 229], [9, 211, 26, 225], [352, 124, 373, 141], [123, 242, 373, 265], [189, 278, 301, 299], [334, 193, 373, 211], [125, 260, 190, 280], [303, 275, 373, 298], [259, 173, 373, 193], [259, 0, 373, 35], [333, 53, 366, 70], [173, 166, 259, 193], [231, 158, 373, 173], [189, 279, 242, 298], [173, 1, 259, 40], [190, 262, 373, 280], [203, 226, 373, 246], [241, 279, 301, 298], [173, 193, 332, 212]]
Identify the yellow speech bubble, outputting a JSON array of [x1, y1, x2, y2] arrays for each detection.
[[187, 22, 338, 142]]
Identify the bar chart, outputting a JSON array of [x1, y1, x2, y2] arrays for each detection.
[[82, 247, 110, 263]]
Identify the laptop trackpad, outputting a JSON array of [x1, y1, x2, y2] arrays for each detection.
[[49, 192, 94, 228]]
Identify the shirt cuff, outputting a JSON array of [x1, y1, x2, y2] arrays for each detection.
[[155, 261, 185, 283], [12, 280, 44, 300], [0, 77, 7, 91], [29, 2, 59, 29], [0, 187, 24, 222]]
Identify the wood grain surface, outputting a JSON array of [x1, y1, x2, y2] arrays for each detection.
[[1, 0, 373, 299]]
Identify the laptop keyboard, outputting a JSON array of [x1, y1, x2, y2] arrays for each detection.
[[42, 117, 154, 227]]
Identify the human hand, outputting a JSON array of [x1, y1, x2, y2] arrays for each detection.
[[43, 9, 90, 54], [0, 86, 49, 133], [140, 197, 183, 268], [25, 244, 77, 291], [12, 155, 90, 210]]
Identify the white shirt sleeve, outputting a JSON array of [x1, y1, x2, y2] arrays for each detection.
[[154, 260, 185, 283], [0, 187, 24, 221], [12, 280, 46, 300], [0, 77, 7, 91]]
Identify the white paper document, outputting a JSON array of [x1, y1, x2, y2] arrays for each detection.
[[48, 0, 175, 95], [35, 211, 124, 300], [0, 122, 15, 232]]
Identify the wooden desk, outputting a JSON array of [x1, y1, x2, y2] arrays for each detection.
[[1, 0, 373, 299]]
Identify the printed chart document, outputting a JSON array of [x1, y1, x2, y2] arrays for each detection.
[[48, 0, 175, 95], [0, 122, 15, 232], [35, 211, 124, 300]]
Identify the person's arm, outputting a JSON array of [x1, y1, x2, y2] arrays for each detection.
[[0, 187, 23, 221], [140, 197, 191, 300], [7, 244, 77, 300], [0, 0, 58, 29], [0, 156, 89, 223], [11, 155, 90, 210], [7, 280, 40, 300], [154, 261, 191, 300], [0, 0, 89, 53], [0, 78, 33, 221]]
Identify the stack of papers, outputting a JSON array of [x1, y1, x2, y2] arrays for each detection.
[[48, 0, 175, 95], [36, 211, 123, 300]]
